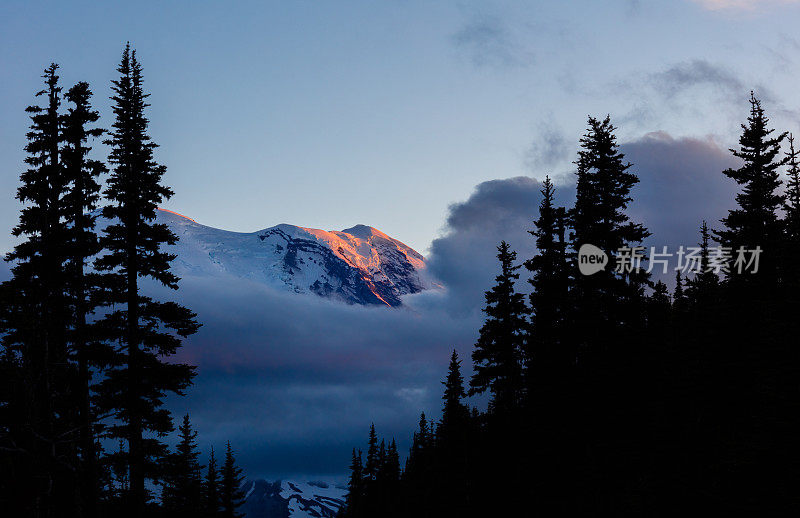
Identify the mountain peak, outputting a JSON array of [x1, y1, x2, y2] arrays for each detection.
[[340, 224, 387, 240], [153, 210, 430, 306]]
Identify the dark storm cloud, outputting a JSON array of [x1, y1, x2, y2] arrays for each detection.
[[451, 15, 530, 69]]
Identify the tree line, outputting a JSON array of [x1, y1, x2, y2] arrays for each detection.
[[0, 45, 246, 518], [340, 94, 800, 516]]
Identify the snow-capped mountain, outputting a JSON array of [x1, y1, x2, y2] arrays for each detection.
[[242, 479, 346, 518], [155, 208, 430, 306]]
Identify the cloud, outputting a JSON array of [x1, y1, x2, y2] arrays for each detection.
[[423, 176, 574, 316], [615, 59, 778, 132], [649, 60, 747, 100], [147, 272, 478, 480], [621, 131, 740, 282], [0, 134, 744, 481], [692, 0, 800, 11], [451, 15, 531, 69], [163, 131, 741, 477], [525, 121, 571, 174]]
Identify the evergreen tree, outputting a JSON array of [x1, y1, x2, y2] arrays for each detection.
[[384, 440, 400, 485], [784, 134, 800, 239], [566, 115, 650, 514], [401, 414, 434, 518], [673, 271, 688, 316], [524, 176, 571, 391], [62, 79, 108, 518], [343, 449, 363, 517], [220, 441, 245, 518], [469, 241, 527, 414], [782, 134, 800, 291], [162, 414, 204, 517], [711, 92, 793, 511], [435, 351, 471, 516], [1, 63, 77, 516], [569, 115, 650, 358], [716, 92, 786, 290], [94, 44, 200, 515], [363, 424, 379, 484], [440, 350, 468, 437], [685, 221, 719, 310], [204, 447, 221, 518]]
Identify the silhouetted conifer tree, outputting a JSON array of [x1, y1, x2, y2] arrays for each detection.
[[162, 414, 204, 517], [570, 115, 650, 358], [342, 449, 363, 517], [363, 424, 379, 484], [524, 176, 571, 383], [469, 241, 527, 414], [62, 79, 108, 518], [567, 115, 651, 514], [1, 63, 78, 516], [94, 44, 200, 515], [220, 441, 245, 518], [204, 447, 221, 518], [717, 92, 786, 290], [384, 440, 400, 485], [782, 134, 800, 291], [711, 92, 794, 512], [685, 221, 719, 311]]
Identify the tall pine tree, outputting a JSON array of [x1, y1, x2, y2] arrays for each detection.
[[220, 441, 245, 518], [716, 92, 786, 291], [94, 44, 200, 515], [524, 176, 571, 387], [1, 63, 77, 516], [469, 241, 527, 415], [204, 447, 221, 518], [782, 134, 800, 291], [62, 80, 108, 518], [342, 449, 363, 518], [161, 414, 204, 517]]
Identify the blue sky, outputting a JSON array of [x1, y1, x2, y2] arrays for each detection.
[[3, 0, 800, 480], [2, 0, 800, 254]]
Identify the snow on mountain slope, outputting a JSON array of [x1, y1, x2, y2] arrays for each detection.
[[242, 479, 346, 518], [156, 208, 430, 306]]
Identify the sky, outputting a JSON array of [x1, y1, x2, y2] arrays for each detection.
[[2, 0, 800, 481], [2, 0, 800, 255]]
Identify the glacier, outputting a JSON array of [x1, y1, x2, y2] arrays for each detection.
[[156, 208, 431, 306]]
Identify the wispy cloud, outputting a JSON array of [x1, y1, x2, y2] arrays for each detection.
[[451, 15, 532, 69], [613, 59, 778, 132], [525, 120, 571, 174], [649, 60, 748, 100]]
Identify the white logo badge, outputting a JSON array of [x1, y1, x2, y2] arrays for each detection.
[[578, 244, 608, 276]]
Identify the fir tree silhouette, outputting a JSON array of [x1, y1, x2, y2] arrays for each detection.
[[1, 63, 77, 517], [469, 241, 527, 415], [161, 414, 204, 517], [62, 80, 108, 518], [204, 446, 221, 518], [220, 441, 246, 518], [93, 44, 200, 516]]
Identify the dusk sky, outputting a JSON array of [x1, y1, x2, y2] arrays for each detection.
[[3, 0, 800, 482], [3, 0, 800, 255]]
